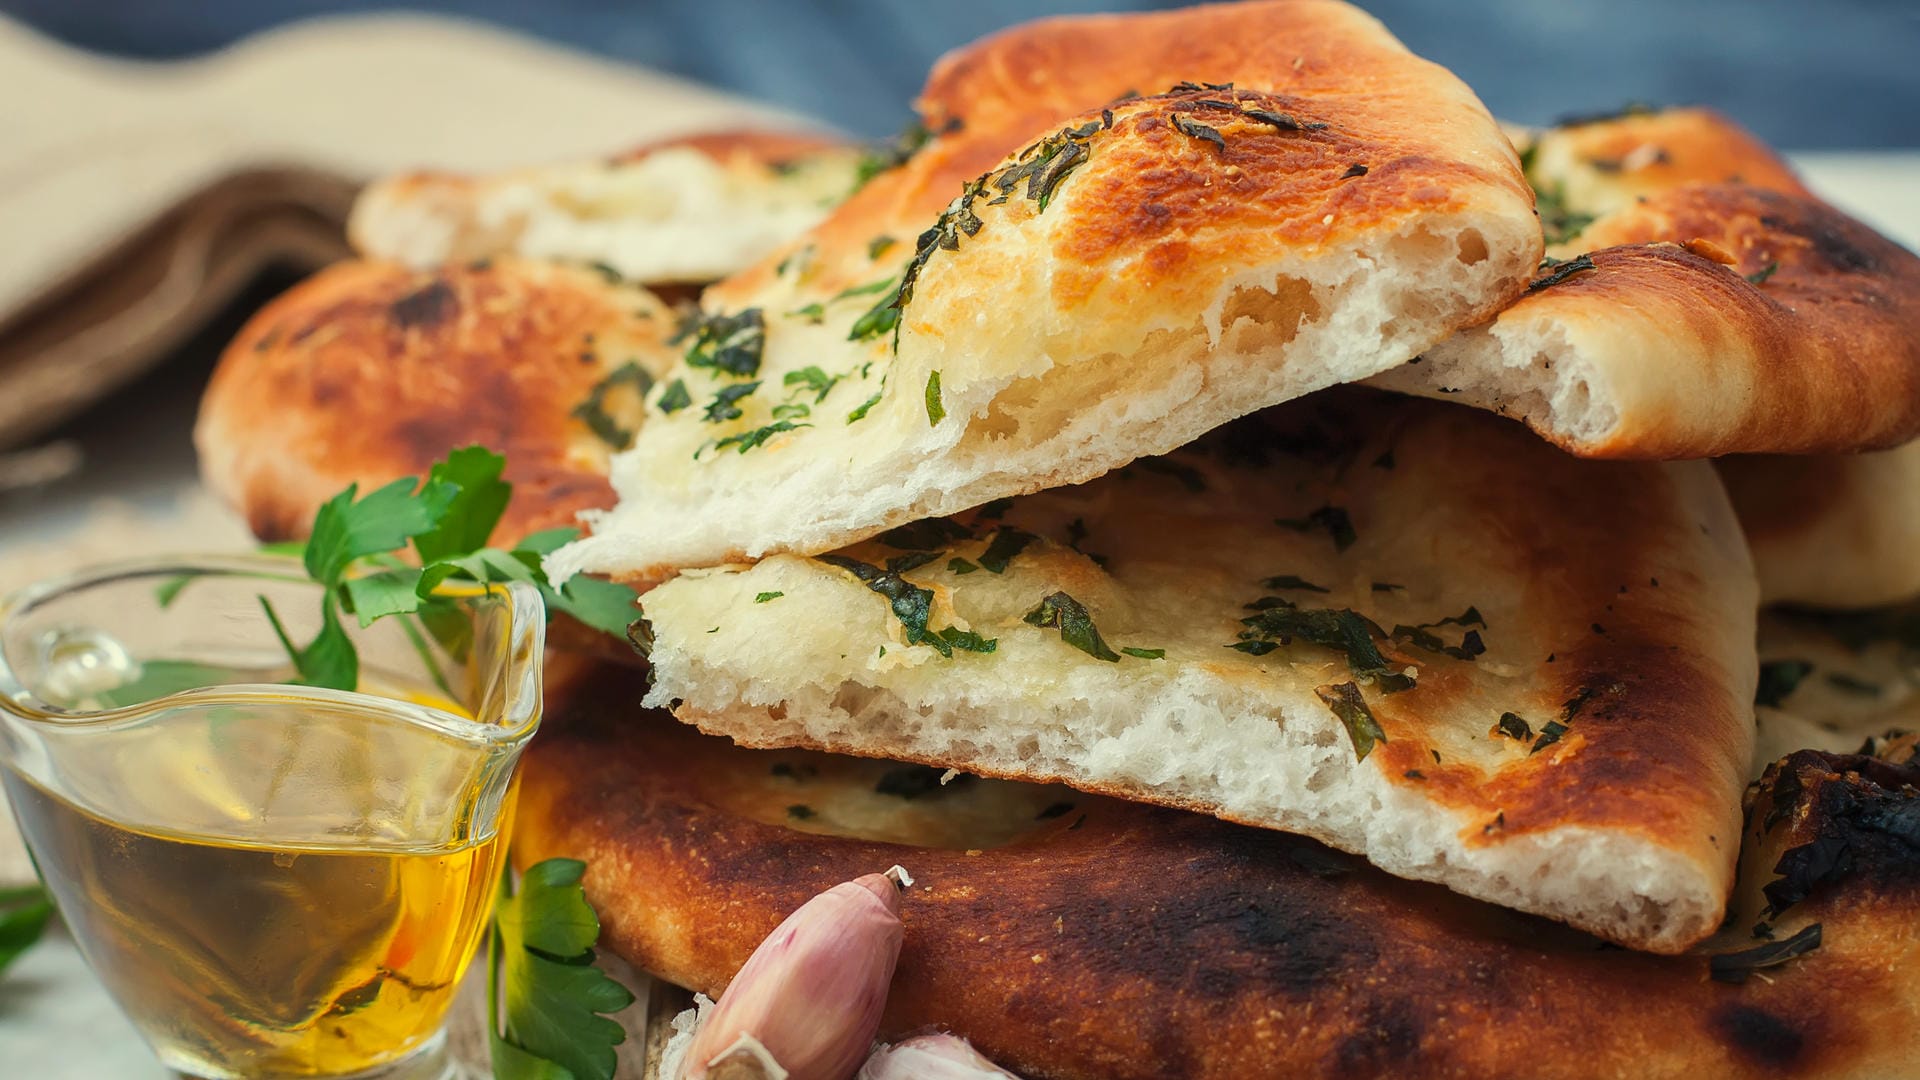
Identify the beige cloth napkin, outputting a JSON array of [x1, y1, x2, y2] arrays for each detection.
[[0, 10, 814, 453]]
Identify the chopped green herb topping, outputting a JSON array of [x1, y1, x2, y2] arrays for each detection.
[[1262, 575, 1329, 594], [783, 366, 840, 403], [1755, 659, 1814, 707], [1494, 712, 1534, 742], [995, 124, 1097, 211], [1392, 608, 1488, 661], [1531, 720, 1570, 754], [676, 308, 766, 377], [1315, 681, 1387, 761], [1527, 253, 1597, 291], [1023, 591, 1121, 662], [571, 362, 653, 449], [1170, 113, 1226, 151], [815, 554, 993, 658], [879, 519, 973, 551], [846, 391, 883, 424], [868, 235, 897, 259], [713, 420, 808, 454], [947, 557, 979, 575], [1121, 647, 1166, 660], [703, 381, 761, 423], [1234, 601, 1414, 692], [978, 526, 1037, 573], [853, 117, 957, 189], [1132, 457, 1208, 492], [1274, 506, 1357, 551], [656, 378, 692, 415], [1747, 261, 1780, 285], [1709, 923, 1821, 984], [787, 804, 815, 820], [753, 591, 784, 603], [925, 371, 946, 425], [848, 297, 900, 342]]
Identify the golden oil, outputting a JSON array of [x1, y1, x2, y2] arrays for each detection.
[[1, 678, 513, 1080]]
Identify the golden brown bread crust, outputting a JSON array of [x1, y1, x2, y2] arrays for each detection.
[[557, 0, 1542, 583], [1539, 184, 1920, 456], [634, 392, 1758, 951], [516, 661, 1920, 1080], [608, 129, 845, 167], [1517, 105, 1810, 217], [194, 257, 672, 544], [1720, 443, 1920, 608], [1376, 108, 1920, 458]]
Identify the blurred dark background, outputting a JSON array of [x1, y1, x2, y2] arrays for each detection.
[[6, 0, 1918, 149]]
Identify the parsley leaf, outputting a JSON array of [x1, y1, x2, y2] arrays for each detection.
[[815, 555, 993, 658], [656, 379, 692, 415], [0, 884, 54, 978], [977, 527, 1036, 573], [1274, 506, 1356, 551], [703, 381, 761, 424], [490, 859, 634, 1080], [1755, 659, 1814, 708], [267, 449, 642, 691], [1023, 591, 1121, 661], [1234, 601, 1415, 692], [925, 371, 946, 425], [846, 392, 883, 424], [677, 309, 765, 378], [1316, 681, 1387, 761], [413, 447, 513, 562]]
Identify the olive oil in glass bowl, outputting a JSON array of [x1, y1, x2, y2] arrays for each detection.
[[0, 557, 544, 1080]]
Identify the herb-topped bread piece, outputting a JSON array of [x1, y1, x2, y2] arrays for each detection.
[[545, 0, 1541, 585], [519, 662, 1920, 1079], [349, 130, 860, 286], [1374, 106, 1920, 457], [196, 257, 677, 545], [630, 393, 1760, 953]]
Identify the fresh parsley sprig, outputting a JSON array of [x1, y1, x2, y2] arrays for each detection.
[[0, 884, 53, 979], [489, 858, 635, 1080], [263, 447, 640, 691]]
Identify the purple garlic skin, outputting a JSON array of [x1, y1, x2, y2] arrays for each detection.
[[685, 873, 905, 1080], [857, 1034, 1025, 1079]]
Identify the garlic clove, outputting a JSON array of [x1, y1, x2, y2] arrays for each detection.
[[683, 872, 905, 1080], [856, 1034, 1024, 1079]]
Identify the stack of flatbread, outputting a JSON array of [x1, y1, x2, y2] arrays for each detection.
[[194, 2, 1920, 1076]]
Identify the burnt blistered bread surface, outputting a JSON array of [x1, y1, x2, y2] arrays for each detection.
[[517, 661, 1920, 1080], [195, 257, 673, 546], [546, 0, 1540, 585], [634, 393, 1759, 952], [1376, 106, 1920, 459], [349, 130, 860, 285]]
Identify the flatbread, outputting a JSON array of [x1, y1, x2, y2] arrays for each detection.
[[349, 130, 858, 285], [517, 659, 1920, 1080], [196, 257, 673, 544], [1372, 107, 1920, 458], [1718, 442, 1920, 609], [633, 393, 1758, 951], [545, 0, 1540, 585]]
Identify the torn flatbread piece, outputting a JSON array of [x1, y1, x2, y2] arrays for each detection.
[[1718, 441, 1920, 609], [350, 130, 858, 285], [519, 661, 1920, 1080], [634, 394, 1758, 952], [547, 0, 1540, 584], [196, 257, 675, 544], [1374, 107, 1920, 458]]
